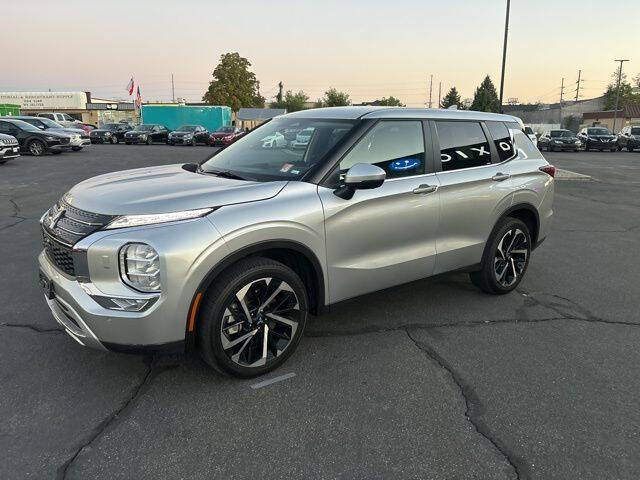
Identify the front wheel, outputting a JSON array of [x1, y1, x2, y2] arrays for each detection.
[[146, 136, 153, 145], [197, 257, 308, 377], [191, 137, 197, 146], [470, 217, 531, 294], [28, 140, 46, 156], [111, 135, 118, 144]]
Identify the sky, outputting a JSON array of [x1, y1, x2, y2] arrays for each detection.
[[2, 0, 639, 106]]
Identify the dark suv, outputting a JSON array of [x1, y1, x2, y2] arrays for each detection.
[[616, 125, 640, 152], [0, 118, 71, 156], [13, 116, 90, 152], [577, 127, 617, 152], [90, 123, 133, 144], [124, 124, 170, 144], [538, 129, 582, 152]]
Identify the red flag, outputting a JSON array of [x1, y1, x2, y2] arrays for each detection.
[[136, 86, 142, 107], [126, 77, 134, 96]]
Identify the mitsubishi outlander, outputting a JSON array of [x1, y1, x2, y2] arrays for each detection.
[[38, 107, 554, 377]]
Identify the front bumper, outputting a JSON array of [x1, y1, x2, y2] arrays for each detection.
[[586, 140, 616, 149], [0, 144, 20, 159], [550, 142, 581, 150], [124, 136, 147, 144], [38, 216, 229, 352], [168, 137, 194, 145]]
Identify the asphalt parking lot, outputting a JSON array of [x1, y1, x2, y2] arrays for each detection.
[[1, 145, 639, 480]]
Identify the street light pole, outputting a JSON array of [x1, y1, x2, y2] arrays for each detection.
[[498, 0, 511, 113], [612, 59, 629, 134]]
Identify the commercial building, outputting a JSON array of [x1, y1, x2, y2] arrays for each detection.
[[236, 108, 286, 130], [582, 105, 640, 133], [0, 91, 138, 126]]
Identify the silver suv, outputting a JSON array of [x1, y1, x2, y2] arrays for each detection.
[[38, 107, 554, 377]]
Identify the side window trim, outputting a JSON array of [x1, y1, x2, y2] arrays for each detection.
[[480, 122, 501, 164]]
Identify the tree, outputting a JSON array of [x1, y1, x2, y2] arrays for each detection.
[[321, 88, 351, 107], [470, 75, 500, 112], [369, 96, 405, 107], [270, 90, 309, 112], [440, 87, 463, 109], [602, 68, 640, 110], [202, 52, 265, 111], [563, 114, 581, 133]]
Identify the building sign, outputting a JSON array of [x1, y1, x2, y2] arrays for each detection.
[[86, 102, 135, 111], [0, 92, 87, 110]]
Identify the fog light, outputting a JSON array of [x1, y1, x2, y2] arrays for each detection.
[[119, 243, 161, 292], [90, 294, 158, 312]]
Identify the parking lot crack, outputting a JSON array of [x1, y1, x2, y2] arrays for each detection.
[[0, 322, 63, 334], [56, 357, 178, 480], [405, 327, 524, 480]]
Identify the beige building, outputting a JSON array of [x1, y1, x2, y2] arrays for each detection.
[[582, 105, 640, 133]]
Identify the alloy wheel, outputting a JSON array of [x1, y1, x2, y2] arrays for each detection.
[[220, 277, 301, 368], [29, 141, 44, 156], [493, 228, 528, 288]]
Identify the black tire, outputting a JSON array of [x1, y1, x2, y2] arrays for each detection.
[[72, 146, 82, 151], [51, 151, 62, 155], [146, 136, 153, 145], [125, 141, 132, 145], [469, 217, 532, 295], [28, 139, 46, 156], [610, 148, 616, 152], [628, 146, 634, 152], [197, 257, 308, 377], [191, 137, 196, 147]]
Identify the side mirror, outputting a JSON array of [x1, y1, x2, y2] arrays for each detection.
[[334, 163, 386, 200], [182, 163, 199, 172]]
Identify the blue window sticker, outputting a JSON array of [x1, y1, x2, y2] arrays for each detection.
[[389, 157, 421, 171]]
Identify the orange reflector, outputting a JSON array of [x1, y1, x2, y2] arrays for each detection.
[[187, 292, 203, 332]]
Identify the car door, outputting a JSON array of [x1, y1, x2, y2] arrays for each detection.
[[317, 119, 440, 303], [432, 120, 515, 274], [0, 121, 24, 148]]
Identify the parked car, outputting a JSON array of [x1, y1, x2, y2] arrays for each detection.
[[38, 106, 554, 377], [260, 132, 286, 148], [168, 125, 210, 146], [90, 123, 133, 144], [209, 126, 245, 146], [124, 124, 170, 144], [291, 127, 315, 148], [13, 116, 90, 151], [523, 126, 538, 147], [538, 129, 582, 152], [616, 125, 640, 152], [0, 133, 20, 164], [577, 127, 617, 152], [36, 112, 82, 128], [0, 118, 71, 156]]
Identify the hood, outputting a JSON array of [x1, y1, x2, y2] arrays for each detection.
[[90, 128, 112, 134], [42, 130, 71, 138], [171, 130, 194, 136], [210, 132, 230, 137], [49, 127, 84, 135], [66, 164, 288, 215], [125, 130, 148, 136], [588, 135, 615, 139]]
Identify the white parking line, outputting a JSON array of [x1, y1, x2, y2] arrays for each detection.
[[250, 372, 296, 389]]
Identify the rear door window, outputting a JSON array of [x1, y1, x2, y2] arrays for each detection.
[[435, 121, 492, 171], [487, 121, 516, 162]]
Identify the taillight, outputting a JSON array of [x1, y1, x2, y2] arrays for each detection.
[[539, 165, 556, 177]]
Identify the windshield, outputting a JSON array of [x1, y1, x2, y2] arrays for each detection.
[[550, 130, 573, 138], [35, 117, 63, 128], [631, 127, 640, 135], [587, 128, 610, 135], [216, 126, 235, 133], [176, 125, 198, 132], [200, 118, 357, 181], [134, 125, 154, 131], [524, 127, 533, 135], [103, 124, 120, 130]]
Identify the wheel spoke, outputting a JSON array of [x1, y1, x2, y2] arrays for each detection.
[[223, 328, 258, 350], [266, 312, 298, 338], [235, 284, 254, 322], [497, 262, 509, 281], [510, 258, 518, 280], [259, 279, 288, 310]]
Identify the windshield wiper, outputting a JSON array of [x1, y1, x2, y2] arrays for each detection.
[[204, 169, 248, 181]]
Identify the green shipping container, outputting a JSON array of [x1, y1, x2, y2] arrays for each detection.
[[0, 104, 21, 116], [141, 105, 231, 132]]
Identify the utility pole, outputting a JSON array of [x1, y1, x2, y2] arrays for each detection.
[[559, 78, 565, 128], [171, 74, 175, 102], [574, 69, 582, 102], [498, 0, 511, 113], [277, 81, 283, 103], [428, 75, 433, 108], [613, 59, 629, 134], [438, 82, 442, 109]]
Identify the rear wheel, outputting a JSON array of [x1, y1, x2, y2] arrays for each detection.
[[191, 137, 197, 146], [146, 136, 153, 145], [197, 257, 308, 377], [470, 217, 531, 294], [28, 140, 45, 156]]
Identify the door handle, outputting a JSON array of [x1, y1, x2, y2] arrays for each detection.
[[492, 173, 511, 182], [412, 184, 437, 194]]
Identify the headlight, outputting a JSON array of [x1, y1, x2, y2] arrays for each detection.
[[45, 136, 57, 141], [119, 243, 161, 292], [104, 132, 112, 136], [574, 140, 581, 144], [105, 207, 214, 229], [140, 134, 147, 139]]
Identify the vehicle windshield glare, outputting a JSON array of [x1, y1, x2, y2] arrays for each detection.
[[587, 128, 610, 135], [134, 125, 154, 131], [216, 126, 236, 133], [8, 120, 41, 132], [36, 117, 63, 128], [200, 118, 356, 181], [177, 125, 198, 131], [550, 130, 573, 138]]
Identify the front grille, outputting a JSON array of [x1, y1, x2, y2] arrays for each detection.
[[59, 137, 70, 145], [42, 199, 115, 276]]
